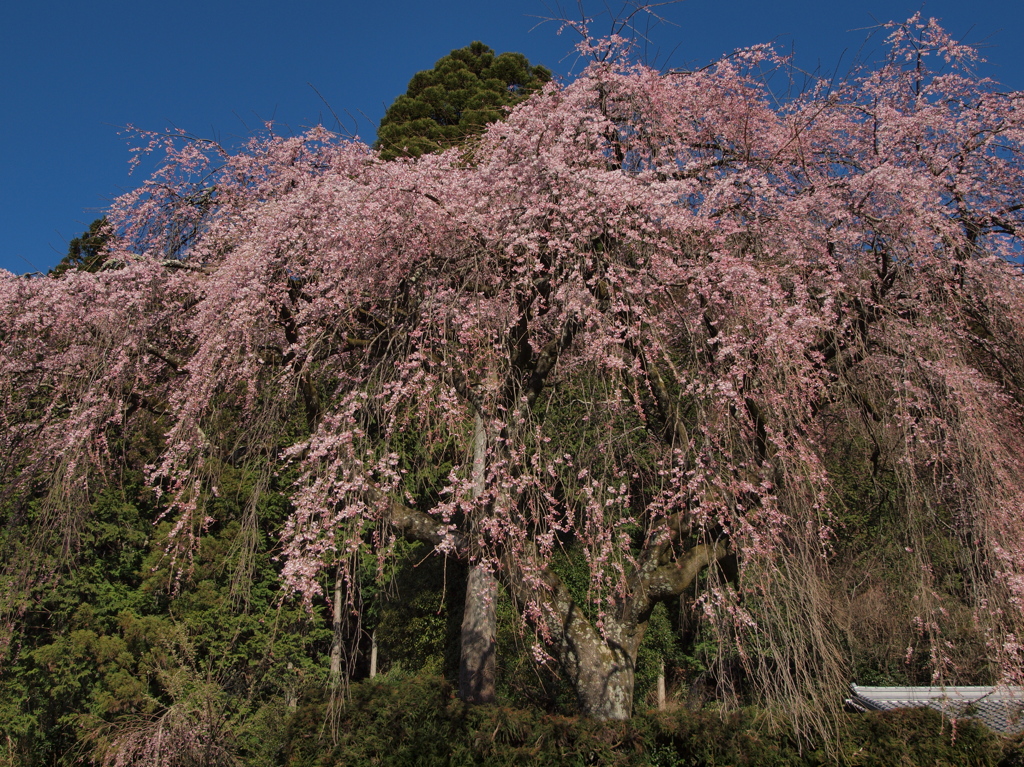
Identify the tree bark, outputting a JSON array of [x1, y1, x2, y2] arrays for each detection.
[[329, 564, 343, 684], [657, 658, 666, 710], [369, 629, 378, 679], [562, 615, 639, 720], [459, 412, 497, 704], [459, 563, 498, 703]]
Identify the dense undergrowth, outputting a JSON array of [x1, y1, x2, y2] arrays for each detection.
[[285, 673, 1018, 767], [1, 451, 1019, 765]]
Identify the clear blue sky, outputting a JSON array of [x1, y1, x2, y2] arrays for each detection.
[[3, 0, 1023, 275]]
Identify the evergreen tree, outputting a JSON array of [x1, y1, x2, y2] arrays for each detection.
[[375, 41, 551, 160], [50, 217, 111, 276]]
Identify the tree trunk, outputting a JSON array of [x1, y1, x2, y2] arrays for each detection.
[[329, 564, 343, 683], [499, 539, 730, 720], [459, 412, 497, 704], [657, 658, 666, 710], [560, 612, 640, 720], [369, 629, 378, 679], [573, 644, 636, 720], [459, 563, 498, 703]]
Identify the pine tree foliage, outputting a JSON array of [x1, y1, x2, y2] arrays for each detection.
[[50, 217, 112, 276], [375, 41, 551, 160]]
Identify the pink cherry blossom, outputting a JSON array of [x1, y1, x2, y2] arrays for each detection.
[[4, 16, 1024, 724]]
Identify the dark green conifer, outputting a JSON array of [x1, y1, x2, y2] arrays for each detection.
[[50, 217, 111, 276], [376, 41, 551, 160]]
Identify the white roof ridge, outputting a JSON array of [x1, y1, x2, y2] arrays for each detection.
[[847, 684, 1024, 733]]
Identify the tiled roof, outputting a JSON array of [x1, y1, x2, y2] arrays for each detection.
[[846, 685, 1024, 734]]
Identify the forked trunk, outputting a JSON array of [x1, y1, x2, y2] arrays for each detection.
[[459, 413, 497, 703], [573, 645, 636, 720], [561, 612, 640, 720]]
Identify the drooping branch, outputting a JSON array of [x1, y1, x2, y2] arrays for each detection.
[[522, 319, 579, 409], [277, 302, 320, 431], [624, 536, 730, 627], [387, 497, 468, 556], [639, 541, 729, 602], [144, 344, 186, 374], [632, 342, 689, 449]]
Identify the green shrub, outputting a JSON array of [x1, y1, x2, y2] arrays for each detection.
[[284, 674, 1011, 767]]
